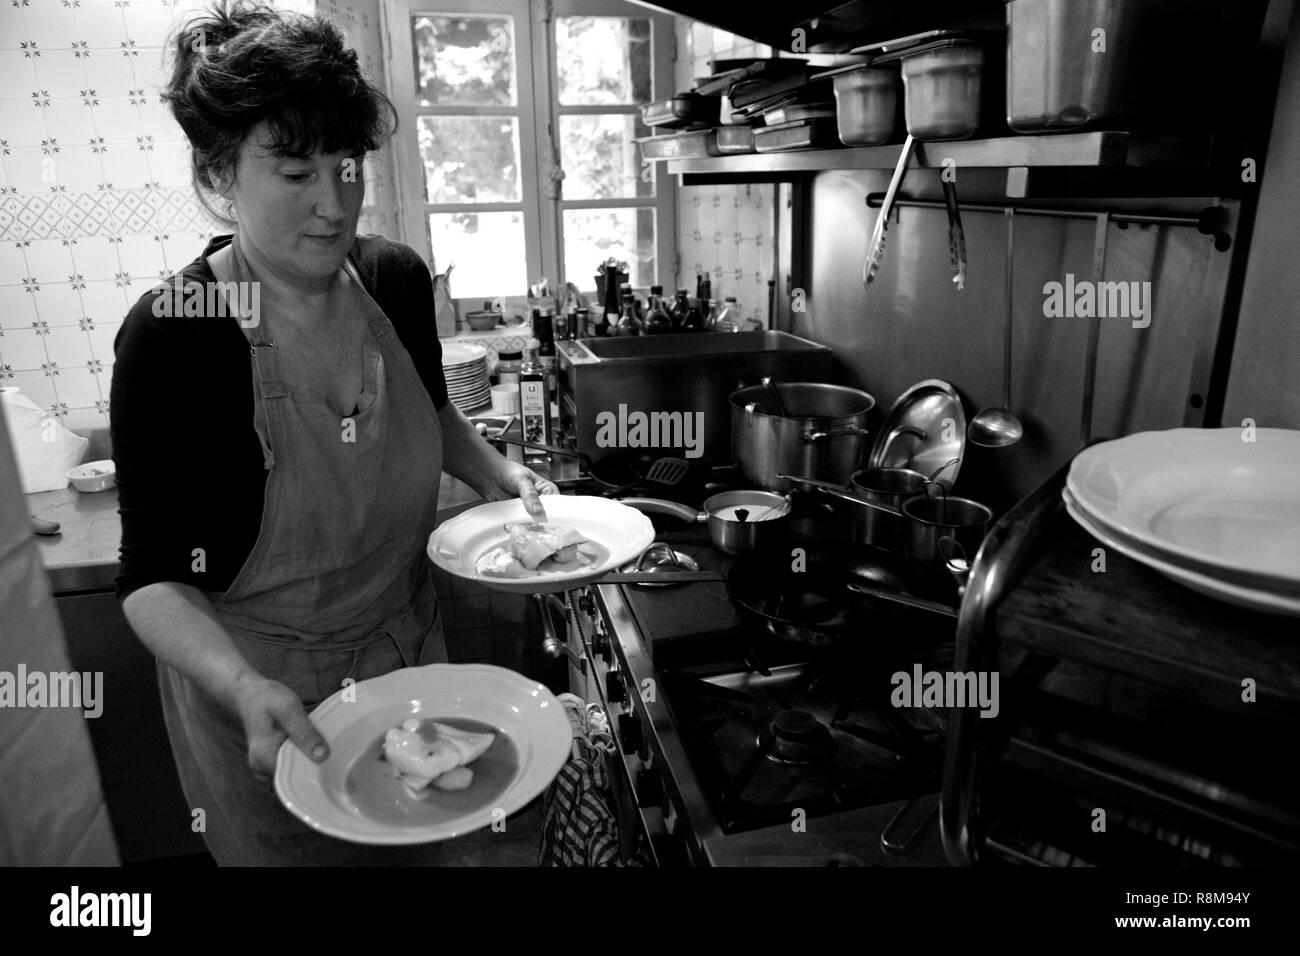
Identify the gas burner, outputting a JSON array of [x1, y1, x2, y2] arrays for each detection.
[[767, 710, 833, 763]]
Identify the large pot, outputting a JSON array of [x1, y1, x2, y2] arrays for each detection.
[[731, 382, 876, 493]]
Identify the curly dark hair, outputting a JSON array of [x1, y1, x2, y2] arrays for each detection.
[[162, 0, 398, 225]]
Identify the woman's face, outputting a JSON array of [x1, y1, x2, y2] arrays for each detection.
[[219, 122, 366, 283]]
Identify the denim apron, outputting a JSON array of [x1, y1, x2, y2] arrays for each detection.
[[157, 235, 453, 865]]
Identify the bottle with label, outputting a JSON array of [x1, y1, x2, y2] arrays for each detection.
[[536, 308, 557, 404], [518, 340, 551, 460], [575, 307, 590, 339], [643, 285, 672, 335]]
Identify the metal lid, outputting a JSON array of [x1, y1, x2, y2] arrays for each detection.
[[867, 379, 967, 491]]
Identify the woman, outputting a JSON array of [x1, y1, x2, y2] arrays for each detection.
[[111, 1, 555, 865]]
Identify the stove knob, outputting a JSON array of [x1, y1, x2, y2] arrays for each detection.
[[592, 626, 613, 664], [605, 670, 627, 705], [635, 767, 663, 808], [617, 712, 644, 755]]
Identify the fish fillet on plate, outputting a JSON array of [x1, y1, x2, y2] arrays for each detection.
[[473, 521, 602, 578], [383, 719, 495, 792]]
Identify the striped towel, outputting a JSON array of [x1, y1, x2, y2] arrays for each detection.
[[537, 694, 649, 867]]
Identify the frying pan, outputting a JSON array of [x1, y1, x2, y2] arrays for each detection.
[[725, 539, 953, 646]]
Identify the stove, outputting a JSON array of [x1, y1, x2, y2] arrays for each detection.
[[551, 490, 960, 866]]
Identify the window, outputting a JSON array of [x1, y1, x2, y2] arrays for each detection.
[[382, 0, 676, 306]]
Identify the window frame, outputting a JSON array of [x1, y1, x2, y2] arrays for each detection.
[[381, 0, 677, 308]]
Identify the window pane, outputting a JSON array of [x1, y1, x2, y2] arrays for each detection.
[[555, 17, 652, 106], [413, 15, 516, 106], [418, 116, 521, 203], [564, 208, 655, 290], [559, 114, 653, 200], [428, 212, 527, 299]]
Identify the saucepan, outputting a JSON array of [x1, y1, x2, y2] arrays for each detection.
[[621, 490, 791, 556], [777, 471, 991, 583]]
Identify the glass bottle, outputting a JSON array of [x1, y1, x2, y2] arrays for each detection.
[[668, 289, 691, 331], [518, 341, 552, 459], [682, 297, 706, 332], [616, 292, 642, 336], [643, 285, 672, 335]]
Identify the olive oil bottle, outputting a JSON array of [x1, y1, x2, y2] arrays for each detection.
[[518, 339, 551, 462]]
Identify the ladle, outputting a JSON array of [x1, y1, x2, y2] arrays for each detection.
[[968, 207, 1025, 448]]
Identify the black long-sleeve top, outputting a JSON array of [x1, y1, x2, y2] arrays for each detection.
[[110, 233, 448, 601]]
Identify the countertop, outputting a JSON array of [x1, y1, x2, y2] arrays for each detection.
[[26, 448, 577, 595]]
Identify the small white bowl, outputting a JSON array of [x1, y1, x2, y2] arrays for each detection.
[[67, 459, 116, 493]]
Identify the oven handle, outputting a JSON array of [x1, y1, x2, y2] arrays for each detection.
[[534, 592, 585, 672]]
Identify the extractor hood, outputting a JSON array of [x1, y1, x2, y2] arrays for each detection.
[[629, 0, 1005, 54]]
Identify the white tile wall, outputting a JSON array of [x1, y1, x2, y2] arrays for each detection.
[[0, 0, 393, 429], [672, 19, 777, 327]]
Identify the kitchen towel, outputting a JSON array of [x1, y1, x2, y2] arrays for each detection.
[[0, 387, 88, 493], [537, 693, 649, 867]]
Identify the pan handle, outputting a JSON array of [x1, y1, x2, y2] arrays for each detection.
[[777, 474, 904, 518], [802, 425, 871, 443], [846, 582, 957, 618], [619, 497, 705, 524]]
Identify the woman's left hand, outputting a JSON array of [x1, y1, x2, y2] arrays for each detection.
[[484, 460, 558, 518]]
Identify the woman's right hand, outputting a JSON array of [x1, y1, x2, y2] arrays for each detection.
[[233, 673, 331, 777]]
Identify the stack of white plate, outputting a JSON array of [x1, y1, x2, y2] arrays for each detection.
[[1065, 428, 1300, 616], [442, 342, 491, 412]]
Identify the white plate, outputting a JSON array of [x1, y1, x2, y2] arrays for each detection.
[[1064, 490, 1300, 617], [428, 495, 655, 594], [442, 342, 489, 367], [1068, 428, 1300, 589], [274, 663, 571, 844]]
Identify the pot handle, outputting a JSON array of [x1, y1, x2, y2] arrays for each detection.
[[619, 497, 705, 524], [877, 424, 925, 457], [801, 425, 871, 443]]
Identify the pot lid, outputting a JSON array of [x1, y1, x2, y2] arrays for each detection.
[[867, 379, 966, 491]]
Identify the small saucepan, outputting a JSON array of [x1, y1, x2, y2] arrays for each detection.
[[778, 471, 991, 582], [621, 490, 791, 556]]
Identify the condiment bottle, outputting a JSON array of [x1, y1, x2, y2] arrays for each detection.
[[616, 292, 642, 336], [668, 289, 691, 331], [496, 349, 522, 386], [518, 340, 551, 460], [643, 285, 672, 335]]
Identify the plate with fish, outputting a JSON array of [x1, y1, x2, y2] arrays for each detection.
[[427, 495, 655, 593], [274, 663, 571, 844]]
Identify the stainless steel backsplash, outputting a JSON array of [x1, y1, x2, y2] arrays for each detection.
[[785, 169, 1238, 509]]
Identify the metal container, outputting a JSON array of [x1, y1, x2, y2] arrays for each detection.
[[731, 382, 876, 493], [902, 494, 993, 584], [850, 466, 927, 549], [828, 65, 900, 146], [1006, 0, 1265, 134], [753, 118, 841, 153], [715, 125, 756, 154], [557, 332, 832, 465], [889, 39, 985, 141], [637, 130, 722, 161], [641, 93, 721, 129]]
